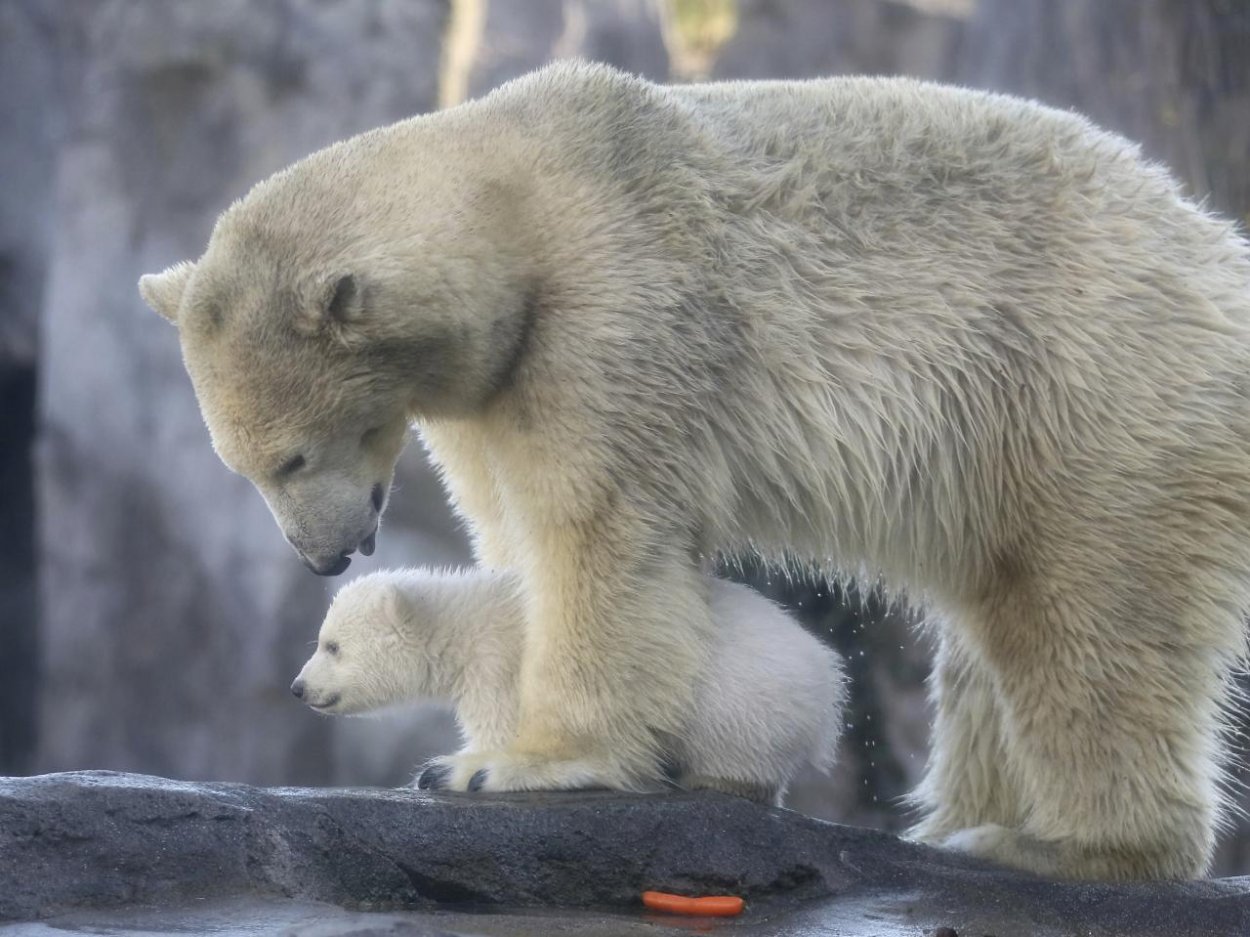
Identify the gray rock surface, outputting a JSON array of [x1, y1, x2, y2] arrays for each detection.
[[2, 771, 1249, 937], [454, 0, 669, 105], [0, 0, 58, 371], [0, 0, 63, 778], [712, 0, 964, 83]]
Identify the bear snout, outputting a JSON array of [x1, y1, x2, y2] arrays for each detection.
[[302, 551, 354, 576], [297, 521, 379, 574]]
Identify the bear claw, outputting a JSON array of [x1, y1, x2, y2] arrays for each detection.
[[417, 763, 450, 790], [468, 768, 488, 792]]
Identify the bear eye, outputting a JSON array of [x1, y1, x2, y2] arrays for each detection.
[[324, 640, 339, 655], [360, 426, 382, 448], [277, 453, 306, 477]]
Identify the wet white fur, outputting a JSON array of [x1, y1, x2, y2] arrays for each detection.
[[296, 568, 845, 806], [140, 63, 1250, 879]]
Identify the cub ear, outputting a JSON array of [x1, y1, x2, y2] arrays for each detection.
[[379, 583, 406, 620], [297, 273, 364, 336], [138, 260, 197, 324]]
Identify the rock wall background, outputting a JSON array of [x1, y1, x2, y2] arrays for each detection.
[[2, 0, 1247, 869]]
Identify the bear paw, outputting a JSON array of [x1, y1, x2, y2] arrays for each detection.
[[679, 773, 781, 805], [941, 823, 1202, 881], [413, 750, 637, 793], [942, 824, 1065, 877]]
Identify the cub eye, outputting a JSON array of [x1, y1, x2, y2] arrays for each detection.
[[277, 454, 306, 477], [324, 640, 339, 655], [360, 426, 382, 447]]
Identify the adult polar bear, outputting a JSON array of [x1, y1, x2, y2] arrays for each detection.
[[139, 62, 1250, 881]]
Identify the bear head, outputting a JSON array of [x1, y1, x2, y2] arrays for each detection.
[[138, 142, 536, 575]]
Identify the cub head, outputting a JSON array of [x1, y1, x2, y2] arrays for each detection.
[[291, 575, 411, 715], [138, 152, 534, 575]]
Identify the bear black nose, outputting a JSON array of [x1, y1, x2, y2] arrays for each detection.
[[290, 678, 305, 699], [304, 553, 352, 576]]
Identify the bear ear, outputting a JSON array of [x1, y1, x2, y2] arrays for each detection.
[[297, 273, 364, 336], [138, 261, 197, 324]]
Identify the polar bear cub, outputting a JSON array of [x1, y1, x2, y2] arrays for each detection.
[[293, 568, 845, 805]]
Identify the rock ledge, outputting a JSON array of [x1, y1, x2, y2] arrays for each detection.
[[2, 771, 1249, 936]]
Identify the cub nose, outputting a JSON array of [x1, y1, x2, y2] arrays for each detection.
[[290, 678, 305, 699]]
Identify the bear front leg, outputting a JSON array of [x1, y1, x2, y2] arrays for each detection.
[[419, 504, 713, 794], [907, 628, 1023, 843]]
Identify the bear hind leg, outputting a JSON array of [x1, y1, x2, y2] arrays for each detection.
[[907, 629, 1023, 844], [945, 585, 1226, 881]]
